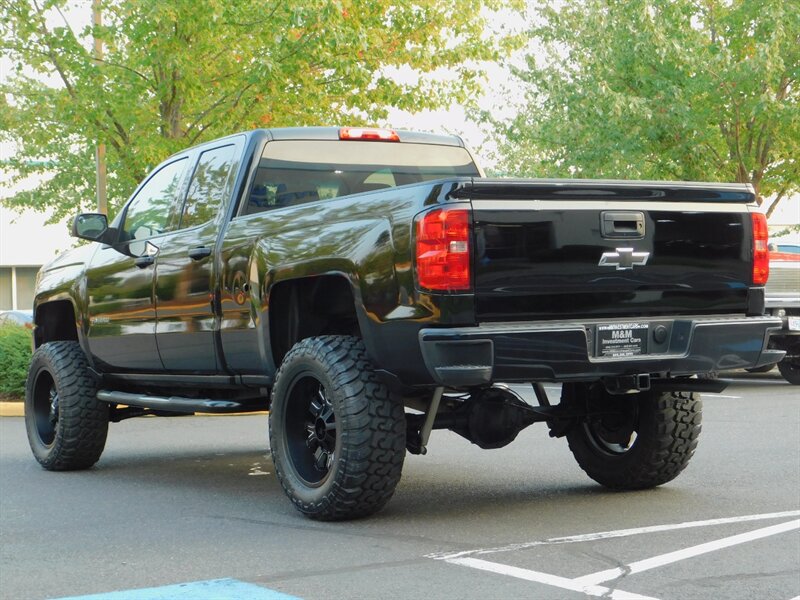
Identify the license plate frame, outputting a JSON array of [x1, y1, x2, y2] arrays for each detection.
[[596, 322, 649, 358]]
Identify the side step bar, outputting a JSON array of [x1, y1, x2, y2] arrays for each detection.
[[96, 390, 257, 414]]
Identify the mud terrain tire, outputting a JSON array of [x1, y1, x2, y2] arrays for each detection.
[[25, 341, 109, 470], [269, 336, 406, 520]]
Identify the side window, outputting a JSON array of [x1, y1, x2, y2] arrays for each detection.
[[180, 145, 237, 229], [244, 170, 326, 215], [122, 158, 187, 242]]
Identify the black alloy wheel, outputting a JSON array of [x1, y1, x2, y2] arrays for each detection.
[[284, 376, 338, 486], [30, 371, 59, 447], [580, 398, 639, 456]]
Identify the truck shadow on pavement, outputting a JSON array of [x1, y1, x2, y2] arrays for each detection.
[[81, 445, 689, 525]]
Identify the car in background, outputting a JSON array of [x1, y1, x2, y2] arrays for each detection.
[[0, 310, 34, 326], [769, 242, 800, 261], [762, 233, 800, 383]]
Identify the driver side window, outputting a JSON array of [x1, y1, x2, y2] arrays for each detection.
[[122, 158, 188, 242]]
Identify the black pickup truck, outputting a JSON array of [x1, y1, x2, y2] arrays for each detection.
[[26, 127, 783, 520]]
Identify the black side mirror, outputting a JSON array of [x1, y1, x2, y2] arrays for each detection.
[[72, 213, 112, 243]]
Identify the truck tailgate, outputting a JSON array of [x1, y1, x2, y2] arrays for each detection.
[[461, 179, 756, 322]]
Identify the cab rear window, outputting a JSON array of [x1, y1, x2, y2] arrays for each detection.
[[241, 140, 478, 215]]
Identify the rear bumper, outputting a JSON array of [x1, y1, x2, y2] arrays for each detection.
[[419, 315, 784, 386]]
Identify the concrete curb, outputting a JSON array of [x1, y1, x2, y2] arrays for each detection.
[[0, 402, 24, 417], [0, 402, 266, 418]]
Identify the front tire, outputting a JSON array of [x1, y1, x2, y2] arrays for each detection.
[[269, 336, 406, 520], [25, 341, 109, 470], [563, 384, 701, 490]]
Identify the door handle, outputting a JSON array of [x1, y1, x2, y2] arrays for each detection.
[[134, 255, 155, 269], [188, 246, 212, 261]]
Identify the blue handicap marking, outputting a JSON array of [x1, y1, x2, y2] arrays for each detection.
[[55, 578, 301, 600]]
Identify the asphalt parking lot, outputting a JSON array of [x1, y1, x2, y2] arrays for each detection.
[[1, 373, 798, 600]]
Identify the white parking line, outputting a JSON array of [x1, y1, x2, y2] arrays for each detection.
[[447, 557, 659, 600], [432, 511, 800, 599], [547, 509, 800, 544], [574, 519, 800, 585], [427, 509, 800, 560]]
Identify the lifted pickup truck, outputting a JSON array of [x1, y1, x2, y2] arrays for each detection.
[[26, 127, 783, 520]]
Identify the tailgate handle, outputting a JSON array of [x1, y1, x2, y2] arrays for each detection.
[[601, 211, 645, 238]]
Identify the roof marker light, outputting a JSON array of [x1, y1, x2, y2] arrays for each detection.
[[339, 127, 400, 142]]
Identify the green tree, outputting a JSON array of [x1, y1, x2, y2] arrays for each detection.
[[1, 0, 522, 221], [497, 0, 799, 214]]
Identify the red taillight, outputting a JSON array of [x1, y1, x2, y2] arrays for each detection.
[[415, 208, 471, 291], [751, 212, 769, 285], [339, 127, 400, 142]]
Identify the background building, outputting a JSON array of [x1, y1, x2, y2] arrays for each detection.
[[0, 204, 72, 313]]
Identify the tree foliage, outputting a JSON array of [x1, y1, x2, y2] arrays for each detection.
[[497, 0, 799, 213], [1, 0, 522, 221]]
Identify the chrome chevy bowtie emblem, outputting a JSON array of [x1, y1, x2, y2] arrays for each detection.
[[599, 247, 650, 270]]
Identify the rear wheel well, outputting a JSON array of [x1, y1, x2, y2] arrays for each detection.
[[34, 300, 79, 348], [269, 276, 360, 366]]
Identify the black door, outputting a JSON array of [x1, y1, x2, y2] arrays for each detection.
[[154, 141, 242, 372], [85, 157, 189, 371]]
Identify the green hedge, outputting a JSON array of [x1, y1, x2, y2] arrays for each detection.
[[0, 323, 32, 398]]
